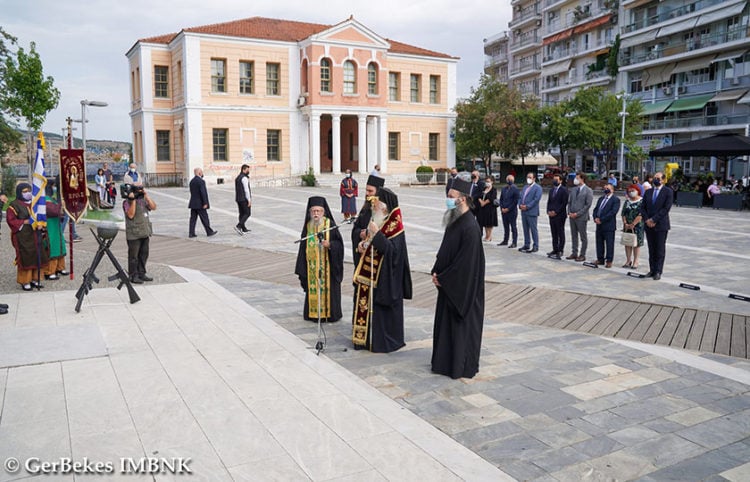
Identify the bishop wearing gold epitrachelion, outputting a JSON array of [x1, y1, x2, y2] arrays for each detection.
[[294, 196, 344, 322], [352, 187, 412, 352]]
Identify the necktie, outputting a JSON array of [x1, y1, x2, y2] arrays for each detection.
[[523, 186, 529, 203], [553, 187, 558, 197], [653, 188, 659, 202], [599, 196, 608, 215]]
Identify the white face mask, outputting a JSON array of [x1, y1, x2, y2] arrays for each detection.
[[526, 178, 533, 185], [573, 178, 581, 186], [22, 191, 33, 201]]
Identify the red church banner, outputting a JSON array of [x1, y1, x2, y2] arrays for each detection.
[[59, 149, 88, 222]]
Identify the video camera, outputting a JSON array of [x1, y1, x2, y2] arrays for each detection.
[[120, 183, 144, 198]]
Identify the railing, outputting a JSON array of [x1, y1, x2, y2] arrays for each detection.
[[142, 173, 186, 187], [623, 0, 726, 34], [485, 52, 510, 67], [621, 28, 747, 66], [510, 4, 542, 28], [545, 5, 612, 35], [643, 113, 750, 130], [511, 60, 542, 75], [510, 33, 541, 51]]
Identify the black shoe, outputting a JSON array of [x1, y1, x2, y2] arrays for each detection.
[[508, 243, 517, 248], [234, 226, 244, 236], [550, 254, 561, 260], [130, 277, 144, 284], [645, 271, 655, 278], [519, 246, 530, 252], [207, 230, 218, 237], [497, 240, 508, 246], [530, 247, 539, 253], [547, 251, 557, 256], [189, 234, 197, 238], [0, 303, 8, 309], [653, 273, 661, 281], [242, 228, 251, 233], [22, 283, 32, 291], [140, 274, 153, 282], [57, 270, 69, 276], [30, 281, 44, 289], [0, 307, 7, 315], [44, 273, 59, 280]]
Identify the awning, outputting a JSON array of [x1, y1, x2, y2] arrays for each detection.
[[658, 17, 699, 37], [640, 100, 673, 116], [710, 89, 748, 102], [695, 1, 746, 29], [573, 15, 613, 35], [736, 91, 750, 104], [544, 60, 572, 77], [621, 29, 659, 49], [712, 49, 748, 64], [671, 56, 716, 75], [593, 47, 611, 57], [543, 28, 574, 46], [643, 64, 675, 87], [665, 94, 714, 113], [623, 0, 655, 9]]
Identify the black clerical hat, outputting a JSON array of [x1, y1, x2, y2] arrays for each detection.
[[307, 196, 326, 208], [450, 178, 472, 196], [367, 175, 385, 188], [376, 187, 399, 210]]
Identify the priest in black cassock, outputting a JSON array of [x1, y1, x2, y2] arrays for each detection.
[[352, 187, 412, 352], [351, 174, 385, 268], [294, 196, 344, 322], [431, 177, 485, 379]]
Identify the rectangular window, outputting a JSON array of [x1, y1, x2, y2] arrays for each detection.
[[429, 133, 439, 160], [266, 62, 280, 95], [156, 130, 171, 161], [410, 74, 421, 103], [211, 58, 226, 93], [388, 132, 400, 160], [239, 61, 254, 94], [368, 65, 377, 94], [267, 129, 280, 161], [389, 72, 400, 101], [154, 65, 169, 98], [429, 75, 439, 104], [213, 128, 227, 161]]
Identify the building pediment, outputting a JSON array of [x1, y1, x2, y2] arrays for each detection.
[[305, 17, 390, 50]]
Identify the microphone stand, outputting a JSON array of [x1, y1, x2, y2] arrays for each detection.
[[294, 217, 355, 355]]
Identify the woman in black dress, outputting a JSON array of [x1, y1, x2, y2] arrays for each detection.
[[477, 176, 498, 241]]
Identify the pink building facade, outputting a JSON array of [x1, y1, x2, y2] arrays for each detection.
[[126, 16, 458, 182]]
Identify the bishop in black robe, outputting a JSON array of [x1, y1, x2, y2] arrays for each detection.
[[294, 196, 344, 322], [431, 178, 485, 379], [352, 188, 412, 352], [351, 174, 385, 267]]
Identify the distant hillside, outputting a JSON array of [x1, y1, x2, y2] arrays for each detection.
[[2, 129, 131, 166]]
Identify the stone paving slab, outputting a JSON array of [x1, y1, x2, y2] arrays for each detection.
[[0, 323, 107, 369]]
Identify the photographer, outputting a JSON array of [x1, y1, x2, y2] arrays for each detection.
[[122, 184, 157, 284]]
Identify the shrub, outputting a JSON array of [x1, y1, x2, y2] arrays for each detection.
[[300, 167, 317, 186]]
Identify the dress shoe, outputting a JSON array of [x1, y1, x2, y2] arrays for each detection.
[[497, 240, 508, 246], [594, 260, 604, 266], [234, 226, 245, 236], [605, 261, 612, 268], [189, 234, 197, 238], [547, 251, 557, 256], [130, 277, 144, 284], [653, 273, 661, 281], [30, 281, 43, 289], [207, 230, 218, 237], [530, 247, 539, 253], [550, 254, 561, 260], [518, 246, 530, 252], [0, 303, 7, 309], [508, 243, 517, 248], [57, 270, 69, 276], [644, 271, 655, 278], [141, 274, 154, 282], [22, 283, 32, 291], [575, 256, 586, 262], [566, 254, 578, 260], [0, 307, 7, 315], [44, 273, 59, 280]]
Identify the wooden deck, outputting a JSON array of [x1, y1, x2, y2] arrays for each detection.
[[88, 234, 749, 360]]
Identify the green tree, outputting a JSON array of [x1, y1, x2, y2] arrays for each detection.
[[2, 40, 60, 166], [0, 27, 22, 160]]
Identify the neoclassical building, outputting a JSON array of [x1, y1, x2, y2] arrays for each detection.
[[126, 16, 458, 183]]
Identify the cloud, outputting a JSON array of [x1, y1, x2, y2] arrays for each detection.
[[3, 0, 512, 141]]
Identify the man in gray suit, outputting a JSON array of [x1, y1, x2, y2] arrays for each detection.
[[566, 172, 594, 262]]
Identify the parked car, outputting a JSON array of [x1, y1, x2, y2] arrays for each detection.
[[543, 166, 564, 179], [604, 170, 636, 182]]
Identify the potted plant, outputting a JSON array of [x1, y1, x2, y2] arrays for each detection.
[[435, 167, 448, 184], [675, 186, 703, 208], [416, 165, 434, 184], [713, 192, 744, 211]]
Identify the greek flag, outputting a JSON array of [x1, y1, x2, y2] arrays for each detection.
[[30, 132, 47, 229]]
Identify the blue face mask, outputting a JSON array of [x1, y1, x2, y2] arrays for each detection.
[[446, 198, 458, 210]]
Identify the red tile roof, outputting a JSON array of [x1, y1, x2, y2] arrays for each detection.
[[137, 16, 456, 59]]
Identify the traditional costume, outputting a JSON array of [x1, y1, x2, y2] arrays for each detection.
[[352, 188, 412, 352], [6, 183, 50, 289], [350, 174, 384, 267], [44, 184, 68, 279], [339, 174, 358, 219], [294, 196, 344, 322], [431, 178, 485, 379]]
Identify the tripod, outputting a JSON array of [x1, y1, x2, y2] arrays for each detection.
[[74, 226, 140, 312]]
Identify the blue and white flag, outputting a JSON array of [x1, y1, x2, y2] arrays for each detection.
[[31, 132, 47, 229]]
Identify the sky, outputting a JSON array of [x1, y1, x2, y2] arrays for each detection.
[[2, 0, 512, 143]]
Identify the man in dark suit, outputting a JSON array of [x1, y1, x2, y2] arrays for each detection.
[[593, 184, 620, 268], [188, 168, 217, 238], [445, 167, 458, 196], [519, 172, 543, 253], [546, 174, 568, 259], [497, 174, 520, 248], [640, 171, 673, 280], [469, 170, 482, 216]]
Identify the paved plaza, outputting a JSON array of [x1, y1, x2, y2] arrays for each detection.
[[1, 179, 749, 480]]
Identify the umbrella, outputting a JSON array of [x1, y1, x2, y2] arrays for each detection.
[[649, 131, 750, 157]]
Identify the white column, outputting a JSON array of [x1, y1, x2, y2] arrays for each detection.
[[378, 116, 388, 173], [332, 113, 341, 173], [366, 117, 377, 172], [310, 113, 321, 174], [357, 114, 367, 173]]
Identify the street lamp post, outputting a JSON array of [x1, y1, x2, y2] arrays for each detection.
[[80, 100, 108, 164], [617, 93, 628, 184]]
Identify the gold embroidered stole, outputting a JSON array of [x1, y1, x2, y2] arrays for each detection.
[[306, 218, 331, 319], [352, 208, 404, 347]]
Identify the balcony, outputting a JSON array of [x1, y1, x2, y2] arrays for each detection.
[[485, 52, 510, 68], [510, 60, 542, 76], [623, 0, 727, 34], [510, 4, 543, 29], [643, 112, 750, 131], [510, 32, 542, 52], [621, 28, 748, 67]]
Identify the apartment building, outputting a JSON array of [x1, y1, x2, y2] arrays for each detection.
[[485, 0, 750, 177], [126, 16, 458, 183]]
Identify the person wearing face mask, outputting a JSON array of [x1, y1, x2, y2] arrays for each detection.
[[123, 163, 143, 186], [518, 172, 543, 253], [566, 172, 594, 262], [621, 184, 644, 269], [351, 174, 385, 268], [593, 184, 621, 268], [497, 175, 519, 248], [188, 167, 218, 238], [640, 172, 673, 281], [339, 169, 358, 221], [6, 183, 51, 291], [546, 174, 568, 259], [469, 170, 482, 216], [476, 176, 498, 242], [431, 177, 485, 379]]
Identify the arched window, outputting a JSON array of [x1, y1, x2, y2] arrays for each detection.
[[320, 58, 332, 92], [343, 60, 356, 94], [367, 63, 378, 95]]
